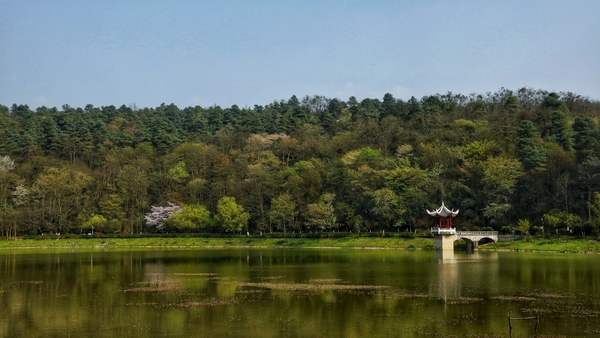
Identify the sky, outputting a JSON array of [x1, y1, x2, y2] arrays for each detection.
[[1, 0, 599, 110]]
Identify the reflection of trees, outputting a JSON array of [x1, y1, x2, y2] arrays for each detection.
[[3, 250, 598, 337]]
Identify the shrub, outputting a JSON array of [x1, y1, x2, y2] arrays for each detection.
[[101, 219, 122, 234], [82, 214, 107, 233]]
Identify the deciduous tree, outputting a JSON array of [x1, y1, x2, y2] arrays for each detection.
[[215, 196, 250, 234]]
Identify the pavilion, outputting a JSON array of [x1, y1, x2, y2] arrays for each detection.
[[428, 202, 459, 235]]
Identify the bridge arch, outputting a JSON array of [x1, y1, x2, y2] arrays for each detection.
[[454, 237, 477, 251], [432, 230, 498, 251]]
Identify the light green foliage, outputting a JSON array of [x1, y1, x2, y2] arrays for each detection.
[[590, 192, 600, 223], [215, 197, 250, 233], [168, 161, 190, 183], [98, 194, 125, 222], [335, 108, 352, 130], [305, 193, 336, 231], [32, 166, 93, 232], [385, 162, 430, 230], [117, 162, 150, 233], [515, 219, 531, 235], [104, 219, 123, 233], [173, 142, 210, 179], [482, 157, 523, 199], [463, 140, 498, 161], [292, 160, 314, 172], [370, 188, 398, 227], [269, 193, 296, 234], [543, 211, 583, 230], [82, 214, 107, 232], [341, 147, 383, 168], [166, 204, 211, 232], [185, 178, 208, 203]]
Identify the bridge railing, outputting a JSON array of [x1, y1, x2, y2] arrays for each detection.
[[430, 227, 456, 235], [456, 231, 498, 236]]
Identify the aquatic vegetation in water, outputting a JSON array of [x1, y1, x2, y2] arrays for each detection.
[[10, 280, 43, 285], [172, 272, 216, 276], [126, 297, 240, 308], [224, 281, 389, 292]]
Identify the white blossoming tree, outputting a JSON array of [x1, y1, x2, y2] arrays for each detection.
[[144, 203, 181, 231]]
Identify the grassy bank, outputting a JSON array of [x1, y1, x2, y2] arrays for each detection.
[[2, 235, 600, 253], [482, 236, 600, 253], [0, 235, 434, 250]]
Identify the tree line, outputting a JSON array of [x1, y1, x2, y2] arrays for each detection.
[[1, 87, 600, 238]]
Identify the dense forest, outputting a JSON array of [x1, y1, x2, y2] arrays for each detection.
[[2, 87, 600, 238]]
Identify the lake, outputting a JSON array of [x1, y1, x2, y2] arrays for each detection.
[[0, 248, 598, 337]]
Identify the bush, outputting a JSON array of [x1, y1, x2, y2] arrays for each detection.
[[166, 204, 212, 233], [102, 219, 122, 234], [500, 226, 512, 234], [82, 214, 107, 233]]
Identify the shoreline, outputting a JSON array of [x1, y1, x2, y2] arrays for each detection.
[[1, 235, 599, 253]]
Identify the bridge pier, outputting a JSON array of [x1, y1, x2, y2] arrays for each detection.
[[433, 234, 456, 251], [465, 240, 478, 251]]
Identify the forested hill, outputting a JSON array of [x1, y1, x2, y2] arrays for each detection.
[[2, 87, 600, 237]]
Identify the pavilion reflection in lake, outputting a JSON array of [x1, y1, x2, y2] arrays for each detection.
[[430, 251, 499, 303]]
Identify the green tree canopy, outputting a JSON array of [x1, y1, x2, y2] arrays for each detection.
[[215, 197, 250, 233]]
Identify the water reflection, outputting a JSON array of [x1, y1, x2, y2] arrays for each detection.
[[433, 250, 456, 263], [0, 249, 598, 337], [431, 251, 460, 301], [430, 251, 501, 303]]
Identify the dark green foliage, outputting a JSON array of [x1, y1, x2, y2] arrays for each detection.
[[573, 116, 600, 163], [516, 120, 548, 171]]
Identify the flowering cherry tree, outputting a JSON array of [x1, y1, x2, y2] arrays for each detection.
[[144, 203, 181, 231]]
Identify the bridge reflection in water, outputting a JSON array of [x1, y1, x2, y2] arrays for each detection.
[[430, 251, 500, 303]]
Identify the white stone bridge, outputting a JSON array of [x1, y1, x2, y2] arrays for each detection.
[[431, 228, 498, 251]]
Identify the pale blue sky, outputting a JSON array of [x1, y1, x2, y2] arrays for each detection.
[[1, 0, 599, 109]]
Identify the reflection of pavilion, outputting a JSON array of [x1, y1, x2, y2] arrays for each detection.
[[429, 252, 499, 303], [430, 252, 460, 301], [434, 250, 455, 263]]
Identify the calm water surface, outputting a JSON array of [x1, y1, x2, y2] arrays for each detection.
[[0, 248, 599, 338]]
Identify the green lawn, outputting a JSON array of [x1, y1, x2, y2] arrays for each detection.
[[0, 235, 433, 250], [1, 235, 599, 253], [482, 236, 600, 253]]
